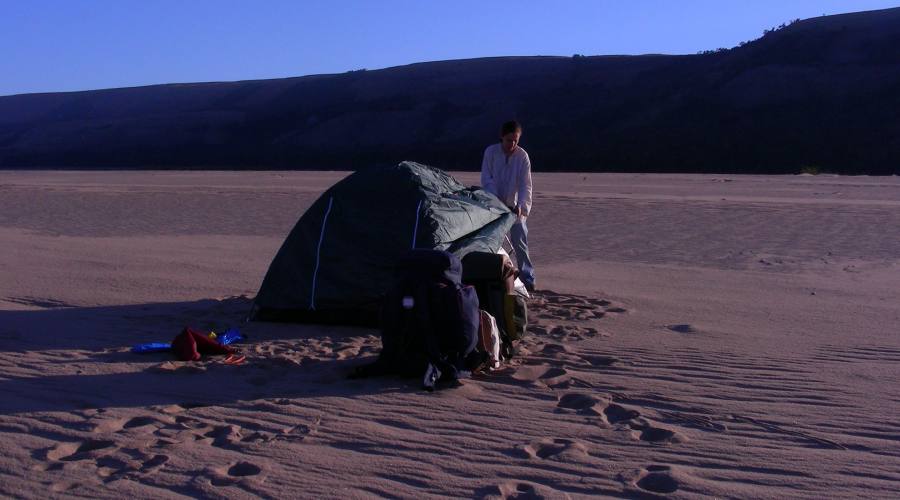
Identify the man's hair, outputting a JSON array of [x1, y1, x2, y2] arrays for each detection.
[[501, 120, 522, 136]]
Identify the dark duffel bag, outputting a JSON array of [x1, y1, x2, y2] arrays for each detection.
[[461, 251, 528, 357]]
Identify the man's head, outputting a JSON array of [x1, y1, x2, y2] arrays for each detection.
[[500, 120, 522, 155]]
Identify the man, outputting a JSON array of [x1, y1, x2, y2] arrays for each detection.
[[481, 120, 535, 292]]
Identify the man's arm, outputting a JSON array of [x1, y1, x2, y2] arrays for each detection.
[[480, 148, 496, 194], [517, 154, 533, 217]]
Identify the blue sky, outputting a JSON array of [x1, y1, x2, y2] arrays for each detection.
[[2, 0, 898, 96]]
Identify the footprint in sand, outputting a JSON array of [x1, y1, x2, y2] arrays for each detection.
[[628, 419, 687, 444], [95, 455, 137, 479], [203, 424, 243, 449], [481, 481, 562, 499], [139, 454, 169, 473], [91, 418, 127, 434], [518, 438, 588, 461], [555, 392, 687, 444], [606, 406, 686, 444], [240, 430, 277, 444], [603, 403, 641, 425], [209, 461, 264, 486], [151, 436, 183, 449], [556, 392, 607, 416], [531, 324, 604, 342], [537, 343, 570, 355], [628, 465, 680, 495], [580, 354, 619, 367], [511, 364, 572, 388], [105, 449, 170, 482], [147, 416, 214, 444], [93, 414, 175, 434], [666, 324, 697, 334], [30, 462, 64, 472], [45, 439, 117, 462], [273, 419, 320, 442], [524, 344, 607, 377], [174, 415, 213, 430], [50, 481, 81, 493], [40, 439, 178, 485], [593, 402, 688, 444], [532, 290, 627, 323], [124, 416, 172, 430], [228, 461, 262, 477]]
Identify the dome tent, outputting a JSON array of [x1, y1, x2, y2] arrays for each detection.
[[251, 161, 515, 326]]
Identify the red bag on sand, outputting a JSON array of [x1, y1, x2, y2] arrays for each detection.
[[171, 327, 234, 361]]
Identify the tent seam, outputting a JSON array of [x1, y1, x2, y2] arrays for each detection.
[[411, 199, 423, 248], [310, 196, 334, 310]]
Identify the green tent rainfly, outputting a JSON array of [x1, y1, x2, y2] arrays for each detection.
[[251, 161, 515, 326]]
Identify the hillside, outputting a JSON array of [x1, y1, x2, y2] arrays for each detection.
[[1, 7, 899, 174]]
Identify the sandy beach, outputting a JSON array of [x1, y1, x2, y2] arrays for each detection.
[[1, 170, 898, 498]]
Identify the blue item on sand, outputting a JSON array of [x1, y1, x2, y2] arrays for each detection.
[[131, 342, 172, 354], [131, 327, 244, 354], [216, 327, 245, 346]]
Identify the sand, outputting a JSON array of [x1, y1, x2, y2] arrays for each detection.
[[0, 170, 898, 499]]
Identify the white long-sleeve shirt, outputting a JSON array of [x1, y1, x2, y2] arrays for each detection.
[[480, 143, 533, 216]]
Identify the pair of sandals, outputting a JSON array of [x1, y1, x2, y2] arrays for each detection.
[[223, 353, 246, 365]]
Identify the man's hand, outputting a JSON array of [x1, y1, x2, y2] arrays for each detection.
[[514, 206, 522, 217]]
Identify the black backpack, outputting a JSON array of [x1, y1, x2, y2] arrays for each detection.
[[354, 250, 481, 390]]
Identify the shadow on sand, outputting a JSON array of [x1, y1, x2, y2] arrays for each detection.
[[0, 297, 410, 415]]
